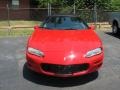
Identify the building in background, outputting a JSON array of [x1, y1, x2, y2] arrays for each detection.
[[0, 0, 30, 20]]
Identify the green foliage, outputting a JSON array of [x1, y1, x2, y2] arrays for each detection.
[[36, 0, 61, 7], [74, 0, 111, 10], [111, 0, 120, 10], [35, 0, 120, 10]]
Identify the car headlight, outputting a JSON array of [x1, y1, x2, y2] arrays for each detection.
[[84, 48, 102, 58], [28, 47, 44, 57]]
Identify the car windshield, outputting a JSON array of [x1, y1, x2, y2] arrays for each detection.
[[41, 16, 89, 30]]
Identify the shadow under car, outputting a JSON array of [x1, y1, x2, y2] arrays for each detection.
[[105, 31, 120, 39], [23, 63, 99, 87]]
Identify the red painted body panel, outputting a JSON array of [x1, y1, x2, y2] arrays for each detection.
[[26, 27, 104, 77]]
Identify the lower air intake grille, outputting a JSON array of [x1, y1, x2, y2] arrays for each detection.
[[41, 63, 89, 74]]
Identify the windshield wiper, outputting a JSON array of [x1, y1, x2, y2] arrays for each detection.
[[41, 27, 52, 29], [63, 28, 78, 30]]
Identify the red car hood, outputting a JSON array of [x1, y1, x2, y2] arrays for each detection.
[[29, 28, 101, 52], [28, 28, 102, 64]]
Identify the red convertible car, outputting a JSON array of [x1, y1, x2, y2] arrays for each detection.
[[26, 15, 104, 77]]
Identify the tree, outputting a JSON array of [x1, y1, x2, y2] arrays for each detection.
[[34, 0, 116, 10], [75, 0, 111, 9], [111, 0, 120, 10], [36, 0, 61, 7]]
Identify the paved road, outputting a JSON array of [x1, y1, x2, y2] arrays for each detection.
[[0, 31, 120, 90]]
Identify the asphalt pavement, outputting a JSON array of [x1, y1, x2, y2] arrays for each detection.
[[0, 31, 120, 90]]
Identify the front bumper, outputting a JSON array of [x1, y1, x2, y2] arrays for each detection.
[[26, 53, 104, 77]]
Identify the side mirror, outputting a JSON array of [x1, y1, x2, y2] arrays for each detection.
[[89, 25, 95, 30], [34, 25, 40, 30]]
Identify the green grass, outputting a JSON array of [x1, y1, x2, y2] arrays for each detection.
[[0, 20, 41, 37], [0, 20, 9, 27], [0, 20, 41, 28], [10, 20, 40, 27]]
